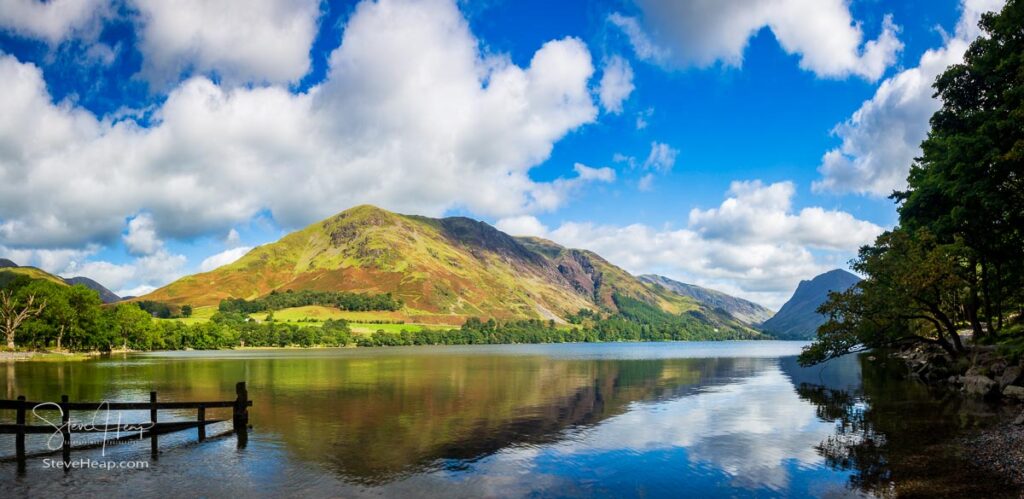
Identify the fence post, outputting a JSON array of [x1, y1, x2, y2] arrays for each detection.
[[197, 404, 206, 442], [60, 394, 70, 468], [233, 382, 248, 448], [150, 391, 158, 460], [16, 395, 25, 472]]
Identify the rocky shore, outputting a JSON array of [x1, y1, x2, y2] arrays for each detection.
[[898, 343, 1024, 492]]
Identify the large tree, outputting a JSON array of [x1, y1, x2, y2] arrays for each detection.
[[0, 290, 46, 350], [803, 0, 1024, 365], [895, 0, 1024, 335]]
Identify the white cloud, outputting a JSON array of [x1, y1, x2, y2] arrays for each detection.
[[813, 0, 1005, 195], [642, 141, 677, 172], [0, 0, 108, 44], [597, 55, 634, 114], [62, 250, 186, 297], [123, 213, 162, 255], [688, 181, 882, 250], [572, 163, 615, 183], [116, 284, 156, 298], [0, 245, 98, 273], [131, 0, 321, 87], [611, 0, 902, 81], [200, 246, 253, 272], [494, 216, 548, 238], [547, 180, 882, 308], [0, 0, 599, 251]]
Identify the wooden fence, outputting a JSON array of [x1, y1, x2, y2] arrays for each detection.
[[0, 381, 251, 471]]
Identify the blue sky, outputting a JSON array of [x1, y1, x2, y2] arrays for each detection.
[[0, 0, 1003, 307]]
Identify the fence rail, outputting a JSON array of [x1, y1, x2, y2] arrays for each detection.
[[1, 381, 251, 472]]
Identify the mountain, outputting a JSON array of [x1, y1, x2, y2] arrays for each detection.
[[141, 205, 758, 334], [761, 269, 861, 340], [0, 259, 121, 303], [638, 275, 774, 326], [64, 277, 121, 303]]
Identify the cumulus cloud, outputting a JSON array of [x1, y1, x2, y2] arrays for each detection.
[[813, 0, 1005, 195], [123, 213, 162, 255], [132, 0, 321, 87], [611, 0, 902, 81], [494, 216, 549, 238], [547, 180, 882, 308], [0, 0, 600, 251], [0, 0, 108, 44], [200, 246, 253, 272], [597, 55, 634, 114]]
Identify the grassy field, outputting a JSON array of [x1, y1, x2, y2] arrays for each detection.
[[156, 304, 462, 333]]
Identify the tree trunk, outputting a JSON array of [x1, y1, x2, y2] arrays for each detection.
[[56, 325, 64, 351]]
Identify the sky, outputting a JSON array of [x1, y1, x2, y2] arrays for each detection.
[[0, 0, 1006, 309]]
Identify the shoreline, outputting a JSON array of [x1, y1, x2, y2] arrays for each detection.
[[0, 350, 103, 362], [897, 343, 1024, 491]]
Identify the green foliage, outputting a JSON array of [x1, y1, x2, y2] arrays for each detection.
[[803, 1, 1024, 365], [218, 289, 403, 314]]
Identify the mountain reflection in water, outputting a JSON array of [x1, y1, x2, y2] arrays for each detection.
[[1, 342, 1011, 497]]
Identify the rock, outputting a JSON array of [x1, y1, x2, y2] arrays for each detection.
[[1000, 366, 1023, 389], [1015, 411, 1024, 426], [1004, 385, 1024, 401], [963, 375, 999, 399], [988, 360, 1007, 377]]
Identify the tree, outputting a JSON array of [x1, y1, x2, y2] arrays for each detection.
[[804, 1, 1024, 365], [894, 0, 1024, 336], [0, 290, 46, 350], [108, 304, 153, 351], [181, 304, 193, 318]]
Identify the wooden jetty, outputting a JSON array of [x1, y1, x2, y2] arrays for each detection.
[[0, 381, 251, 471]]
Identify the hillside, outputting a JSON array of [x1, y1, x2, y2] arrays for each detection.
[[0, 265, 69, 287], [639, 275, 774, 326], [761, 269, 861, 340], [0, 261, 121, 303], [64, 277, 122, 303], [141, 205, 757, 335]]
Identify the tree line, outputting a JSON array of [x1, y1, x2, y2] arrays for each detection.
[[1, 269, 762, 352], [217, 289, 403, 314], [801, 1, 1024, 365], [0, 274, 352, 351]]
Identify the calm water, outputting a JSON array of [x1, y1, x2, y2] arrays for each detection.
[[0, 342, 1012, 497]]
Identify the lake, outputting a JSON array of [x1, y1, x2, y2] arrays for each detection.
[[0, 342, 1013, 497]]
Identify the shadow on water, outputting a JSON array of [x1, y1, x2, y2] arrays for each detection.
[[789, 352, 1020, 498]]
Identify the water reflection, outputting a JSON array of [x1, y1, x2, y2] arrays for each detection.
[[0, 342, 988, 497]]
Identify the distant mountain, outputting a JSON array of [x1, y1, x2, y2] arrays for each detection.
[[140, 205, 761, 337], [64, 277, 121, 303], [761, 269, 861, 340], [639, 275, 774, 326], [0, 259, 121, 303]]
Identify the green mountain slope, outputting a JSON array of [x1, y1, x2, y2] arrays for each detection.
[[0, 262, 122, 303], [761, 269, 861, 340], [638, 275, 774, 326], [141, 205, 757, 336]]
